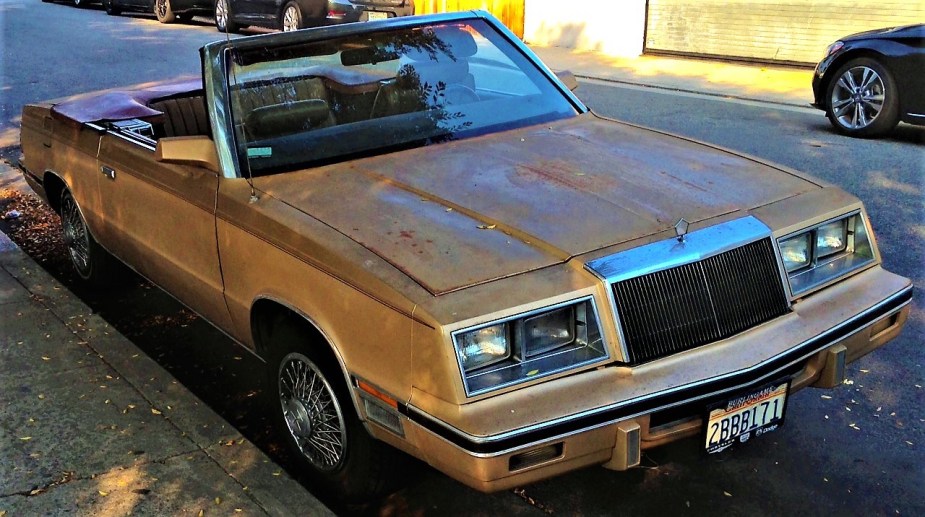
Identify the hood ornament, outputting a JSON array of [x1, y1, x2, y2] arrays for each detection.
[[674, 218, 690, 242]]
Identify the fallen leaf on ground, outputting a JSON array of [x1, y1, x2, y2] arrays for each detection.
[[98, 490, 109, 497], [19, 437, 32, 441], [151, 408, 162, 415], [723, 491, 732, 497], [477, 224, 497, 230]]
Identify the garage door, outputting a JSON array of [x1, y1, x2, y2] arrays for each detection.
[[645, 1, 925, 64]]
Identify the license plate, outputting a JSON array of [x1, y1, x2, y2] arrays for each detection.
[[367, 11, 388, 21], [705, 381, 789, 454]]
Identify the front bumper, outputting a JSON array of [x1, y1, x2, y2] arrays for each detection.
[[385, 266, 911, 492]]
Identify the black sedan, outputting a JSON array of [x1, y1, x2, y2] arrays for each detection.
[[812, 24, 925, 138], [214, 0, 415, 33], [102, 0, 213, 23]]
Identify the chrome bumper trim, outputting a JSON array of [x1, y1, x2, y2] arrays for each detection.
[[401, 285, 913, 455]]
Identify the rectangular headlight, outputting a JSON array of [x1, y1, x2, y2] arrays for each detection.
[[780, 233, 811, 272], [453, 298, 607, 396], [522, 306, 575, 358], [816, 219, 848, 258], [778, 212, 876, 296], [457, 323, 510, 372]]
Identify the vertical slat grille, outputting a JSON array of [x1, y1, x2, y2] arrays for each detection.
[[613, 238, 788, 364]]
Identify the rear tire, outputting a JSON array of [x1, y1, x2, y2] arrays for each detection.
[[214, 0, 239, 33], [155, 0, 177, 23], [264, 316, 394, 503], [281, 1, 303, 32]]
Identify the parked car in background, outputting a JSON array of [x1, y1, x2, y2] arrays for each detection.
[[812, 24, 925, 137], [215, 0, 415, 33], [43, 0, 97, 8], [102, 0, 212, 23], [19, 11, 912, 501]]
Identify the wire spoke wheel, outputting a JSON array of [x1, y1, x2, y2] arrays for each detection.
[[278, 353, 347, 471], [61, 193, 92, 277]]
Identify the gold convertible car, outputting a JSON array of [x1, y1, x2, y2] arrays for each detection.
[[19, 11, 912, 501]]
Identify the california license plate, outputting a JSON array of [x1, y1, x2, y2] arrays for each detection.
[[367, 11, 388, 21], [705, 381, 789, 454]]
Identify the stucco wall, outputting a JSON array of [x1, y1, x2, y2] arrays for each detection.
[[523, 0, 646, 56]]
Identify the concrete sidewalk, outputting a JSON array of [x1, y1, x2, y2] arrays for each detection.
[[0, 194, 331, 514], [531, 45, 817, 108]]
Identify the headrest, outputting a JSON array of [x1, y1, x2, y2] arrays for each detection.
[[404, 25, 478, 62]]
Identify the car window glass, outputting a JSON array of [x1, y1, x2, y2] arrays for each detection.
[[226, 19, 577, 176]]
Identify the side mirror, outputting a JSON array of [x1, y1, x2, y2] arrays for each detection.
[[555, 70, 579, 92], [155, 136, 220, 173]]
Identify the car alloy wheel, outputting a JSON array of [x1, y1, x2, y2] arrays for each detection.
[[155, 0, 176, 23], [215, 0, 239, 33], [277, 352, 347, 471], [831, 66, 884, 130], [61, 191, 93, 279], [826, 57, 899, 137], [282, 2, 302, 32]]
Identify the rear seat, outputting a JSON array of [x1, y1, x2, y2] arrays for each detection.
[[149, 95, 211, 138]]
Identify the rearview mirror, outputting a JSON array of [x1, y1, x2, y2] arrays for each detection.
[[555, 70, 579, 91], [155, 136, 220, 173]]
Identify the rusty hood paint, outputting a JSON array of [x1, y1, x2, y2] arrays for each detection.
[[255, 113, 820, 295]]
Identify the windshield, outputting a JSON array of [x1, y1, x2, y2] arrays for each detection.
[[226, 19, 578, 176]]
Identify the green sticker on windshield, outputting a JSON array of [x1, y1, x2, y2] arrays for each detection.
[[247, 147, 272, 158]]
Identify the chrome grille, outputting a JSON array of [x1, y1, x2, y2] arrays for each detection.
[[612, 238, 788, 364]]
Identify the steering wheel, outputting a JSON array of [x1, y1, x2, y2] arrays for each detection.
[[443, 84, 480, 106]]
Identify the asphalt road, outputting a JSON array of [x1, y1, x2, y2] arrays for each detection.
[[1, 2, 923, 515]]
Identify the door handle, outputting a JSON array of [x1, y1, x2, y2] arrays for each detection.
[[100, 165, 116, 180]]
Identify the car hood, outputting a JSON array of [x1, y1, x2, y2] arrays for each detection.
[[842, 24, 924, 42], [254, 113, 819, 295]]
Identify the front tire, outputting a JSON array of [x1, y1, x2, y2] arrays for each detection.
[[154, 0, 177, 23], [214, 0, 239, 33], [825, 57, 900, 138], [60, 190, 117, 286], [265, 320, 394, 502], [281, 1, 303, 32]]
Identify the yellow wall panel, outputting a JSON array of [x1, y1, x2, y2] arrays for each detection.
[[413, 0, 525, 38]]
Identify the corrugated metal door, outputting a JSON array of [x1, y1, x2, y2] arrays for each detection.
[[413, 0, 525, 38], [645, 1, 925, 64]]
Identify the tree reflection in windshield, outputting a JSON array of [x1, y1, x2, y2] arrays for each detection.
[[225, 20, 576, 175]]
